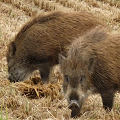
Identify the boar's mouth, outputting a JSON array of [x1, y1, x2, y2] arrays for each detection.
[[68, 100, 80, 118]]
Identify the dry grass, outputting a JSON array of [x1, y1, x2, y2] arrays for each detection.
[[0, 0, 120, 120], [15, 77, 63, 100], [99, 0, 120, 7]]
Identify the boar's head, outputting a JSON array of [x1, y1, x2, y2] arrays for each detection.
[[6, 42, 34, 82], [59, 49, 96, 118]]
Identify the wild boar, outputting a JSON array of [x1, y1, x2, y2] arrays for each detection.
[[59, 26, 120, 118], [6, 11, 105, 83]]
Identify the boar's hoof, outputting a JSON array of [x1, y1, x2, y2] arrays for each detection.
[[104, 106, 112, 112], [68, 100, 80, 118], [8, 76, 15, 83]]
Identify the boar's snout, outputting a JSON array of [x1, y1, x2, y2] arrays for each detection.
[[69, 100, 80, 118]]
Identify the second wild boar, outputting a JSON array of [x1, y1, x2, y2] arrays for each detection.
[[59, 26, 120, 118]]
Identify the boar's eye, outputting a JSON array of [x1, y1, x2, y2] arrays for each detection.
[[80, 75, 85, 83], [64, 75, 69, 83]]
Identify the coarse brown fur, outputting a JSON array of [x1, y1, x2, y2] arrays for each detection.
[[59, 26, 120, 118], [6, 11, 105, 83]]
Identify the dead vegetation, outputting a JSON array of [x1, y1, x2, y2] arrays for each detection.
[[0, 0, 120, 120], [16, 77, 63, 100]]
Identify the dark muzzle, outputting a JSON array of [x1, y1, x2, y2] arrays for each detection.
[[68, 100, 80, 118]]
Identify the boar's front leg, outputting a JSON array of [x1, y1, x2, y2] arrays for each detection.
[[100, 89, 114, 111], [39, 65, 51, 83]]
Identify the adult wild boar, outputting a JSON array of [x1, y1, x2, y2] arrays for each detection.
[[59, 26, 120, 118], [6, 11, 105, 83]]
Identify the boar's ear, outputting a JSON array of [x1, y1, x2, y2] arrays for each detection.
[[88, 58, 94, 72], [59, 54, 67, 64], [9, 42, 16, 57]]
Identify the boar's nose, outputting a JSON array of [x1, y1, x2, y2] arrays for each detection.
[[68, 100, 80, 118]]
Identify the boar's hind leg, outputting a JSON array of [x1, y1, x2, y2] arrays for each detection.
[[100, 90, 114, 111]]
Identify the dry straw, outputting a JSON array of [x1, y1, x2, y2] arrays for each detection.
[[14, 77, 63, 100]]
